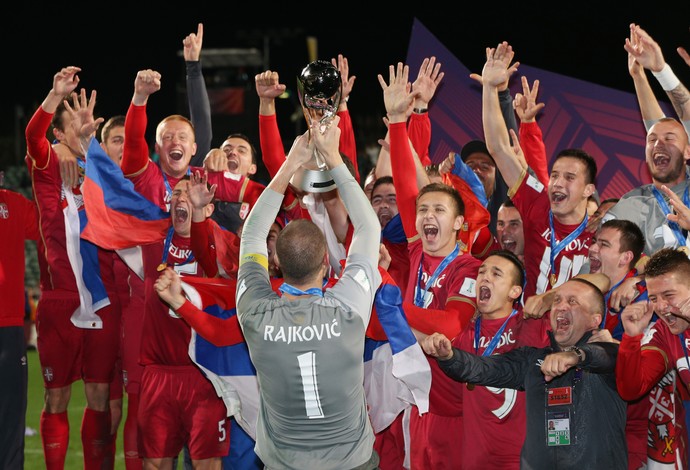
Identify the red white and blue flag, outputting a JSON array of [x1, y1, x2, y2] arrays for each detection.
[[81, 137, 170, 250], [364, 269, 431, 433]]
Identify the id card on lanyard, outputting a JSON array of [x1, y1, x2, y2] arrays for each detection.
[[545, 368, 582, 446]]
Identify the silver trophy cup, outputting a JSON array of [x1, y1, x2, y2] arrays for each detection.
[[292, 60, 342, 193]]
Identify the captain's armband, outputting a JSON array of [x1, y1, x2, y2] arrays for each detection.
[[240, 253, 268, 270]]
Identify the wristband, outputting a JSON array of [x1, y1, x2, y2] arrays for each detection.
[[652, 63, 681, 91], [413, 107, 428, 114]]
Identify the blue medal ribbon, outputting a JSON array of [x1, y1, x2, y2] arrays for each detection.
[[474, 309, 518, 355], [279, 283, 324, 297], [549, 211, 588, 285], [162, 167, 192, 206], [651, 185, 690, 248], [415, 243, 460, 307], [159, 226, 194, 270], [601, 277, 628, 328]]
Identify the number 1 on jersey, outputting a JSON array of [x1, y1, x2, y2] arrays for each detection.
[[298, 351, 325, 419]]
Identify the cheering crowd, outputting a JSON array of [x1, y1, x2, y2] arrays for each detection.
[[3, 21, 690, 470]]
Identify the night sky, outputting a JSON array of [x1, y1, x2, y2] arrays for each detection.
[[4, 7, 689, 166]]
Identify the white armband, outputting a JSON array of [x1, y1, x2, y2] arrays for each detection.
[[652, 63, 681, 91]]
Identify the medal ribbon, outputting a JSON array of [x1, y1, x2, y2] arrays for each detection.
[[474, 309, 518, 355], [159, 226, 194, 269], [415, 243, 460, 307], [651, 185, 690, 247], [279, 283, 325, 297], [549, 211, 588, 285]]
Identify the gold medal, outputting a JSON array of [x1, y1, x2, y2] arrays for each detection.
[[466, 383, 475, 391], [679, 246, 690, 257], [157, 263, 167, 272], [550, 273, 557, 286]]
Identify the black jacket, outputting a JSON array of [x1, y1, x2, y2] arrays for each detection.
[[438, 330, 627, 470]]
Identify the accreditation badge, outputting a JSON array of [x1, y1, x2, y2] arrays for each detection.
[[547, 386, 572, 406], [546, 410, 571, 446]]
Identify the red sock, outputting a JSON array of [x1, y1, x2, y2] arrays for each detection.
[[81, 408, 111, 470], [40, 410, 69, 470], [123, 393, 142, 470], [102, 429, 116, 470]]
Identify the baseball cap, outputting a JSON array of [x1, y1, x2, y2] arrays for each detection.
[[460, 140, 495, 164]]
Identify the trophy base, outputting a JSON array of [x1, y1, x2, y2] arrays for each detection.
[[290, 167, 336, 193]]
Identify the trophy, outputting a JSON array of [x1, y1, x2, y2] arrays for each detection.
[[291, 60, 342, 193]]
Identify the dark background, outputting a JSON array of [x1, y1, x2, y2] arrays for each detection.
[[3, 7, 689, 170]]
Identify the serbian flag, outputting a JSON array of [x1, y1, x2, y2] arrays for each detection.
[[177, 276, 261, 440], [364, 269, 431, 433], [443, 154, 490, 254], [81, 137, 170, 250]]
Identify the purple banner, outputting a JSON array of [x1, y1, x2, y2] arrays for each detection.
[[406, 18, 674, 200]]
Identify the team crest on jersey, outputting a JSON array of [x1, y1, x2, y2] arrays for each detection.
[[239, 202, 250, 220], [0, 203, 8, 219], [43, 367, 54, 382], [646, 372, 681, 465]]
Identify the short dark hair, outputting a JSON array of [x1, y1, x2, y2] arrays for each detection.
[[600, 197, 619, 206], [645, 248, 690, 280], [276, 218, 326, 283], [371, 176, 394, 199], [499, 199, 515, 209], [553, 148, 598, 186], [416, 182, 465, 217], [100, 115, 125, 143], [487, 249, 525, 288], [225, 133, 258, 165], [568, 277, 606, 317], [600, 219, 645, 268], [51, 98, 71, 132]]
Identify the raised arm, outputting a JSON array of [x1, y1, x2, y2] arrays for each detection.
[[239, 128, 315, 265], [481, 42, 524, 189], [63, 89, 104, 153], [332, 54, 359, 180], [625, 23, 667, 128], [408, 56, 444, 167], [256, 70, 288, 177], [122, 69, 161, 176], [378, 62, 422, 237], [469, 47, 519, 136], [184, 23, 213, 167], [26, 66, 82, 170], [628, 24, 690, 126], [514, 76, 548, 183], [312, 116, 380, 265]]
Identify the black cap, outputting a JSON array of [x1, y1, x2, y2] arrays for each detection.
[[460, 140, 495, 164]]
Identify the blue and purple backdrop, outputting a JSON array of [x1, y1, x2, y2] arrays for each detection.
[[406, 18, 674, 200]]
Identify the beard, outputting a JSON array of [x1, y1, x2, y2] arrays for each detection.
[[650, 157, 686, 184]]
